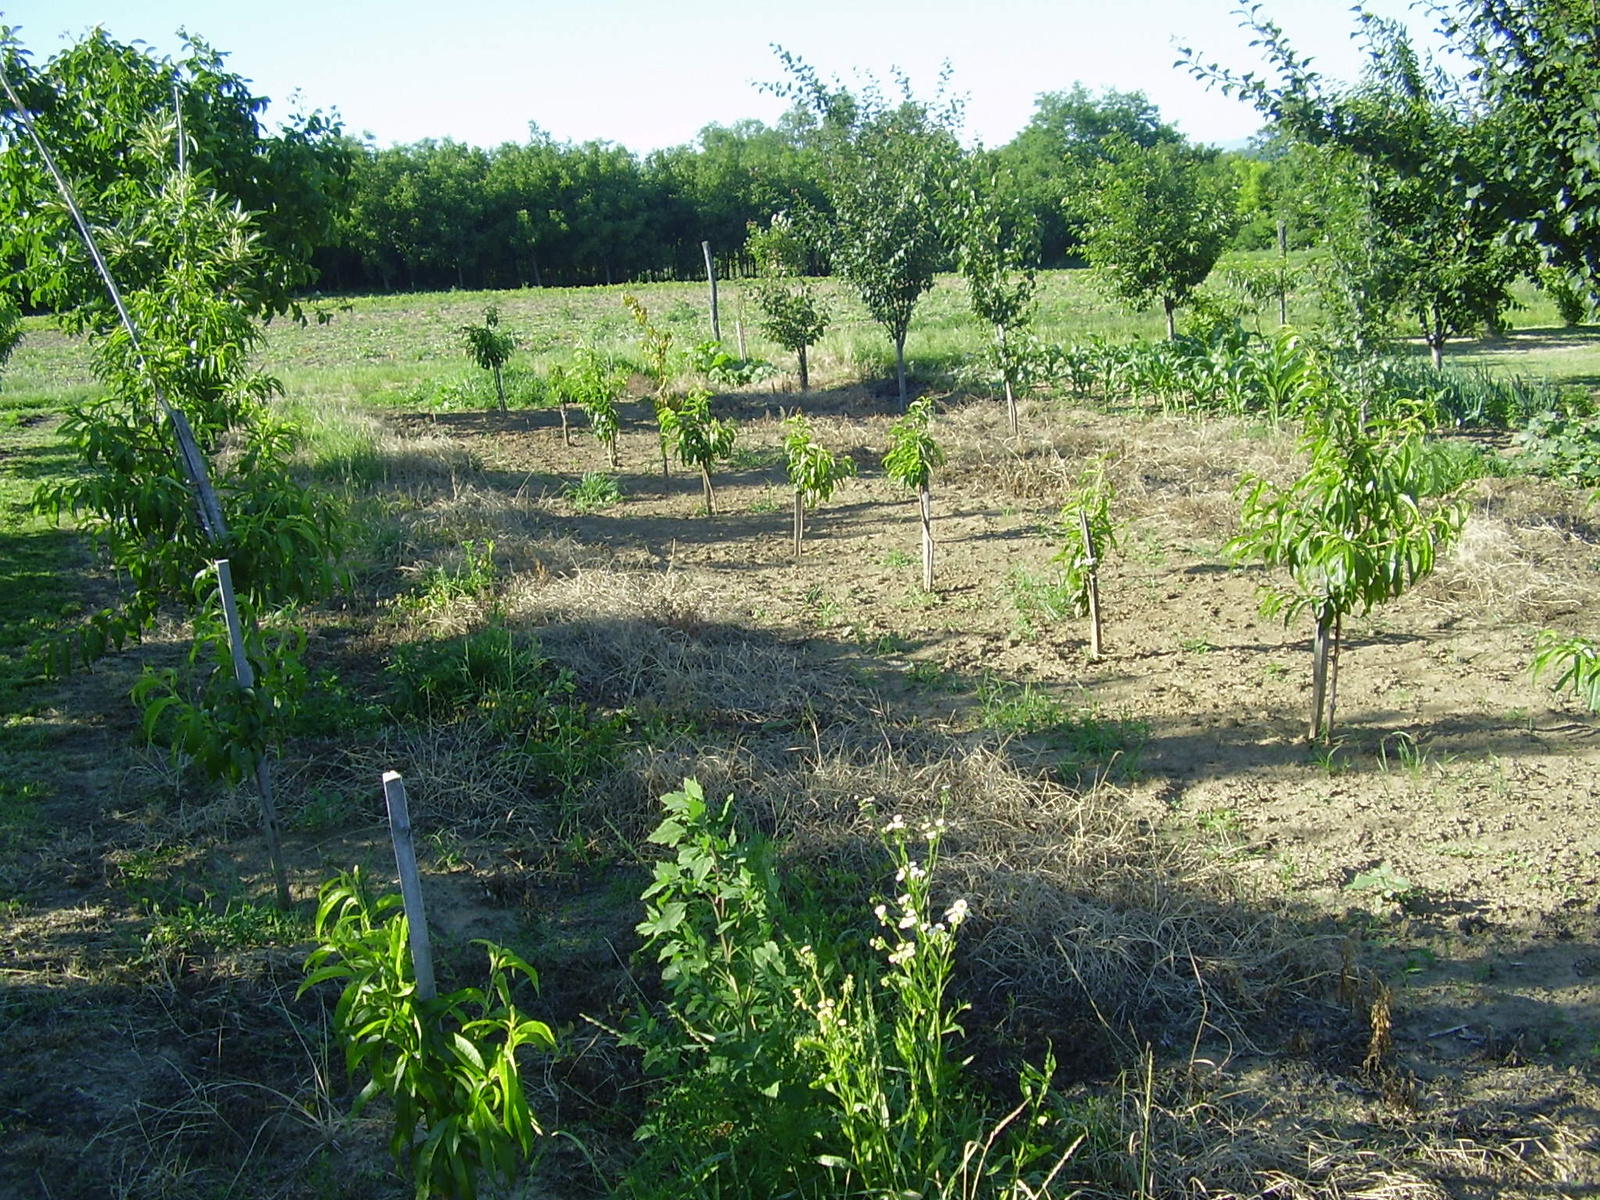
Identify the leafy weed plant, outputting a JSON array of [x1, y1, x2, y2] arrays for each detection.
[[301, 870, 555, 1200]]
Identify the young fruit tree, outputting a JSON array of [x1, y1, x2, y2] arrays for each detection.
[[784, 414, 855, 560], [1080, 137, 1237, 340], [560, 342, 625, 468], [1227, 399, 1467, 741], [1531, 632, 1600, 713], [660, 389, 736, 514], [624, 292, 675, 474], [883, 398, 946, 591], [747, 214, 830, 392], [1053, 456, 1116, 658], [954, 168, 1039, 439], [460, 304, 516, 411], [769, 52, 961, 408]]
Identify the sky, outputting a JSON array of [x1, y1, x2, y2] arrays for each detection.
[[0, 1, 1453, 153]]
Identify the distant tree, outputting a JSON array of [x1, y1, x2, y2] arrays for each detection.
[[1081, 138, 1237, 339], [995, 84, 1183, 265], [770, 51, 962, 408]]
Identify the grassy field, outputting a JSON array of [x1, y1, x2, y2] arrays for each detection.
[[2, 267, 1599, 1198]]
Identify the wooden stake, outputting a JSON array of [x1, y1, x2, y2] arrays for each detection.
[[701, 241, 721, 342], [793, 491, 804, 561], [1310, 613, 1332, 742], [1078, 509, 1103, 660], [920, 486, 934, 592], [215, 559, 291, 910], [382, 771, 436, 1003], [736, 319, 747, 359]]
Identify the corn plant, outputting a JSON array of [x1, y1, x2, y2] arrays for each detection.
[[1228, 398, 1467, 741], [1531, 631, 1600, 712], [883, 398, 945, 591], [300, 869, 555, 1200], [659, 388, 735, 514], [459, 305, 516, 412], [785, 414, 855, 560]]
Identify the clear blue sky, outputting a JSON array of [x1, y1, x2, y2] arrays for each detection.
[[1, 1, 1449, 152]]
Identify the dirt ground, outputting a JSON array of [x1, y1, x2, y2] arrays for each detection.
[[6, 376, 1600, 1197]]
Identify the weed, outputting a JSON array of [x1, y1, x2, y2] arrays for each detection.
[[1178, 636, 1215, 654], [879, 548, 915, 569], [146, 895, 306, 954], [407, 539, 498, 613], [1346, 861, 1417, 905], [564, 472, 622, 513], [866, 632, 912, 656], [906, 661, 958, 691], [748, 484, 784, 514], [1007, 569, 1080, 635]]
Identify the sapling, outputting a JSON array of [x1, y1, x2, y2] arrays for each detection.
[[883, 398, 946, 591], [1053, 456, 1116, 657], [784, 414, 855, 559], [562, 342, 624, 468], [1531, 631, 1600, 712], [624, 292, 675, 475], [748, 214, 830, 392], [1228, 398, 1466, 741], [954, 170, 1038, 439], [459, 305, 516, 412], [660, 388, 736, 514]]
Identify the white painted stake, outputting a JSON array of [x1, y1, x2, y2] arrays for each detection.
[[382, 771, 437, 1002]]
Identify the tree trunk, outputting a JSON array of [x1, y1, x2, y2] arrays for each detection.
[[1164, 297, 1177, 341], [919, 484, 933, 592], [895, 334, 908, 410], [559, 404, 571, 446], [532, 251, 542, 289], [492, 361, 506, 412], [793, 491, 804, 561], [1429, 338, 1444, 370], [702, 240, 721, 342], [701, 464, 715, 515], [1309, 610, 1333, 742], [999, 324, 1018, 438], [1277, 219, 1289, 327], [798, 344, 809, 393], [1326, 613, 1343, 741]]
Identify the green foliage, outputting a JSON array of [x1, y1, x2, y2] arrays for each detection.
[[552, 342, 625, 467], [954, 167, 1039, 435], [659, 388, 736, 513], [623, 293, 672, 394], [29, 166, 342, 676], [784, 414, 855, 509], [132, 594, 307, 786], [1514, 408, 1600, 485], [458, 306, 516, 411], [0, 293, 21, 380], [1531, 631, 1600, 713], [1538, 267, 1592, 327], [686, 339, 775, 387], [563, 472, 623, 512], [300, 870, 555, 1200], [1081, 138, 1237, 339], [883, 397, 945, 493], [0, 26, 348, 319]]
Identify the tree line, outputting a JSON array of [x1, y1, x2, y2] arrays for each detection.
[[6, 4, 1600, 366]]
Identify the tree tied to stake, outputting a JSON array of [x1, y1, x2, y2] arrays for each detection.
[[883, 398, 946, 591]]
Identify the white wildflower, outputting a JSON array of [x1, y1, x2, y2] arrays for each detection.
[[944, 897, 969, 928]]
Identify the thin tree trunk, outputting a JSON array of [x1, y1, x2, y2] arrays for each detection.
[[999, 324, 1018, 438], [1164, 297, 1177, 341], [1326, 613, 1343, 741], [919, 484, 933, 591], [492, 362, 506, 412], [1430, 339, 1444, 370], [701, 464, 715, 514], [793, 491, 804, 561], [896, 334, 908, 410], [531, 251, 542, 289], [559, 404, 571, 446], [798, 344, 809, 392], [1277, 219, 1289, 326]]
